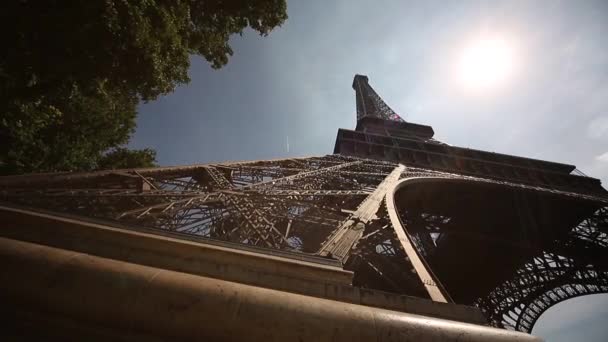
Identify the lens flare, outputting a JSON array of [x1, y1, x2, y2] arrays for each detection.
[[458, 37, 515, 90]]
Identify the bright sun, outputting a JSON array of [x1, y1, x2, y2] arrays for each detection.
[[458, 37, 515, 90]]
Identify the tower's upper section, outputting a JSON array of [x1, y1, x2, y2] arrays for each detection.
[[352, 75, 436, 142], [353, 74, 405, 123], [336, 74, 606, 196]]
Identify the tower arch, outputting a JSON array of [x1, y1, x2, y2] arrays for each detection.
[[386, 173, 608, 332]]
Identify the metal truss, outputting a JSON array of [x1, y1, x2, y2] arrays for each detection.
[[1, 154, 607, 333], [0, 155, 396, 255], [476, 207, 608, 332], [353, 75, 405, 122]]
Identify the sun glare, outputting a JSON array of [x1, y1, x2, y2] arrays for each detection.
[[458, 37, 515, 90]]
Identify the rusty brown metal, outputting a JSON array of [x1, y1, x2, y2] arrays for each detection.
[[318, 165, 405, 261], [386, 176, 453, 303]]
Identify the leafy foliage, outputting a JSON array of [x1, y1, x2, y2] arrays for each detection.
[[0, 81, 137, 174], [0, 0, 287, 175], [97, 147, 157, 170], [1, 0, 288, 101]]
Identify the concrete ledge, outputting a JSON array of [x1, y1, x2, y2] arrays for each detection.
[[0, 237, 542, 341]]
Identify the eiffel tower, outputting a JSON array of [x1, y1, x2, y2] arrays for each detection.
[[1, 75, 606, 341]]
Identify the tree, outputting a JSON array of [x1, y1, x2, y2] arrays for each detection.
[[0, 0, 287, 175], [0, 1, 288, 102], [97, 148, 157, 170], [0, 80, 137, 175]]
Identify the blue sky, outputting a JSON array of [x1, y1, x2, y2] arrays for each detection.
[[534, 294, 608, 341], [132, 1, 608, 339]]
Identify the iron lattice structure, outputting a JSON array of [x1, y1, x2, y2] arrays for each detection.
[[0, 156, 434, 301], [353, 74, 405, 122], [2, 75, 608, 334]]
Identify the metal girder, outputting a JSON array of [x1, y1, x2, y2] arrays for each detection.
[[117, 193, 222, 219], [1, 188, 203, 198], [244, 160, 363, 190], [317, 165, 405, 261], [203, 166, 289, 248], [246, 189, 371, 196]]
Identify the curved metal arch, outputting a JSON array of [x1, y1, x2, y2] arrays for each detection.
[[477, 231, 608, 332], [479, 267, 608, 331], [385, 172, 608, 333], [518, 281, 608, 331]]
